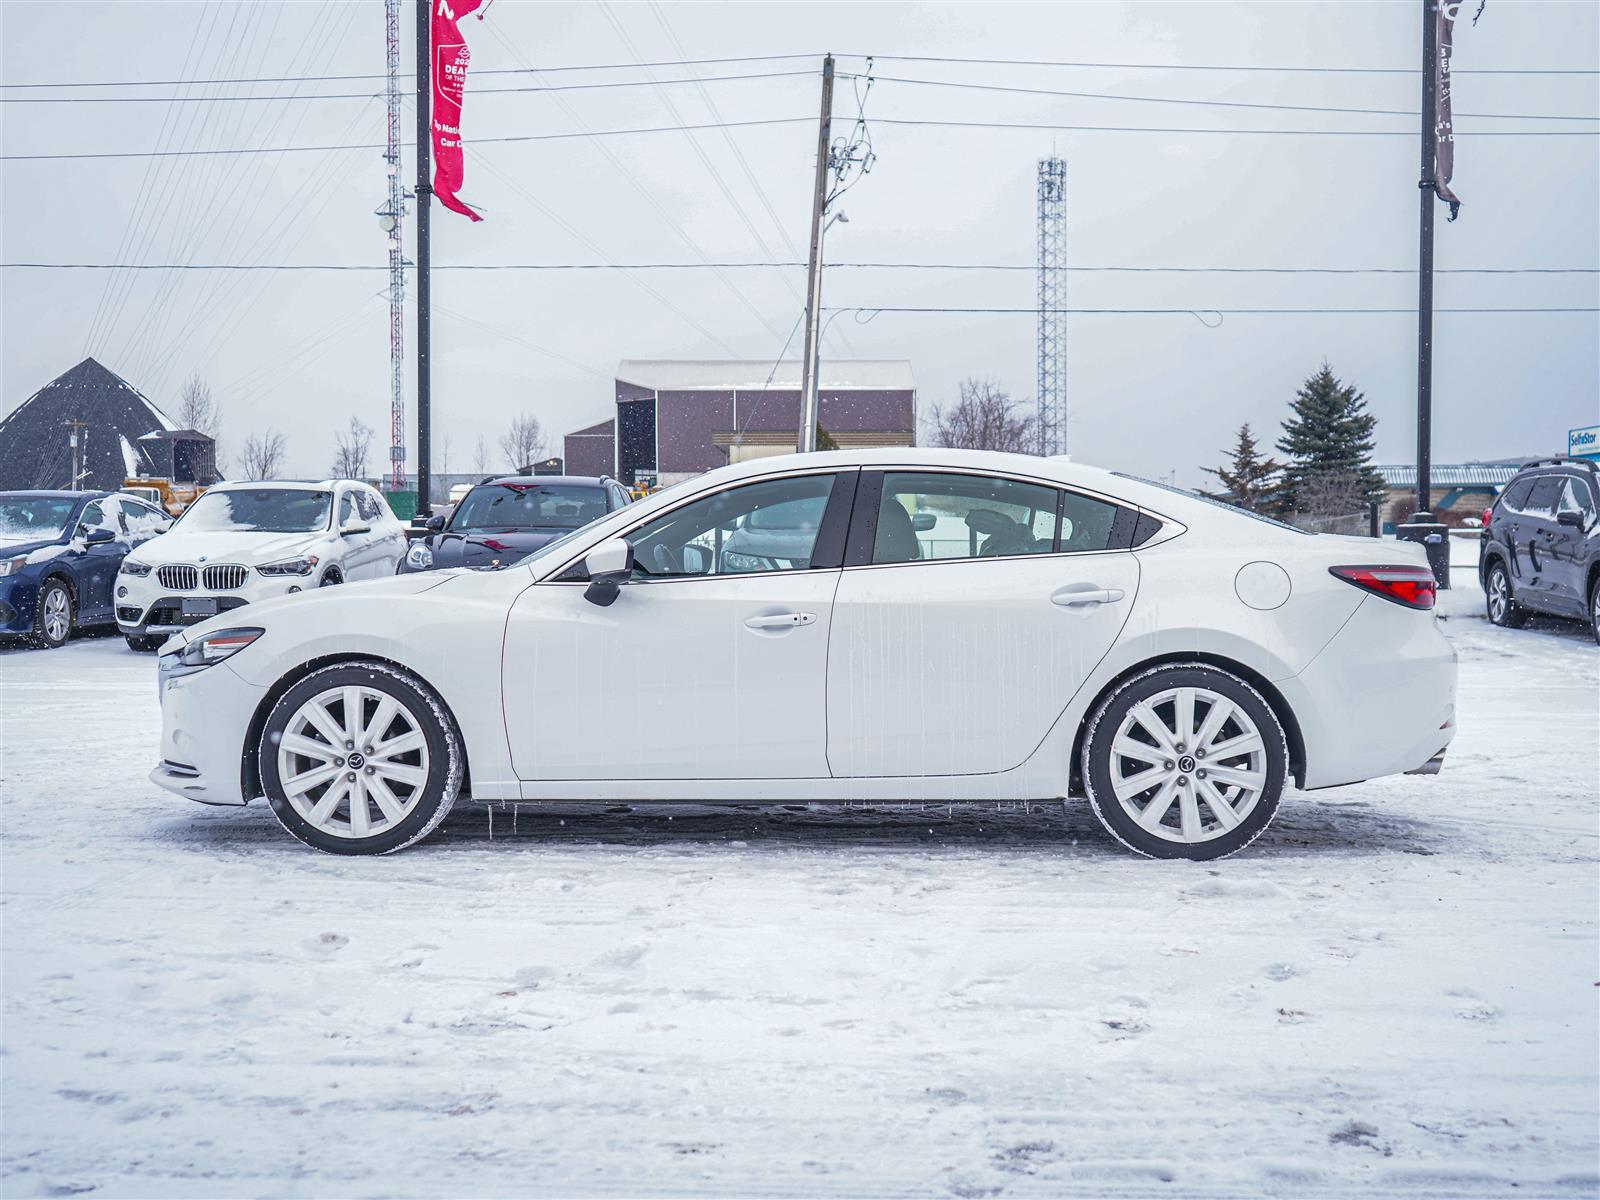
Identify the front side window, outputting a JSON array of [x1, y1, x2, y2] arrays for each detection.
[[873, 472, 1063, 564], [630, 474, 835, 578], [179, 489, 332, 533], [1559, 477, 1594, 519], [339, 492, 359, 527], [1523, 476, 1563, 516], [451, 483, 609, 533], [1498, 477, 1534, 513]]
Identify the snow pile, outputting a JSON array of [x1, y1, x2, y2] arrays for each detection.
[[0, 580, 1595, 1198]]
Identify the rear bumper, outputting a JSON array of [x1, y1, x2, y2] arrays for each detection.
[[1281, 596, 1458, 790]]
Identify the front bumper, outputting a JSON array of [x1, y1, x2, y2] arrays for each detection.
[[150, 652, 268, 806], [0, 576, 38, 634], [116, 572, 311, 637]]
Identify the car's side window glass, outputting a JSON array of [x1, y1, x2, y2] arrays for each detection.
[[1500, 478, 1534, 513], [356, 491, 383, 522], [630, 474, 835, 578], [1561, 478, 1594, 517], [873, 473, 1061, 563], [1524, 477, 1562, 516], [78, 501, 106, 537], [1059, 491, 1122, 552], [121, 501, 168, 538], [339, 492, 358, 527]]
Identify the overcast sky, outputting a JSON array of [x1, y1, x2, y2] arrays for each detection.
[[3, 0, 1597, 485]]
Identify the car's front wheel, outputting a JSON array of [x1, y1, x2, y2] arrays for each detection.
[[1485, 560, 1527, 629], [260, 662, 463, 854], [31, 579, 73, 649], [1590, 574, 1599, 645], [1082, 664, 1288, 861]]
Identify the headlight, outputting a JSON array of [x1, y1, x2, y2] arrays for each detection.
[[257, 555, 317, 577], [120, 559, 153, 577], [160, 627, 264, 688], [405, 541, 434, 570], [0, 555, 27, 578]]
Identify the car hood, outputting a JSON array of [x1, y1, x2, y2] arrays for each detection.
[[426, 528, 564, 569], [0, 534, 64, 560], [129, 529, 332, 566], [173, 569, 461, 645]]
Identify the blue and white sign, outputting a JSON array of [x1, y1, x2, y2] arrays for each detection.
[[1569, 424, 1599, 461]]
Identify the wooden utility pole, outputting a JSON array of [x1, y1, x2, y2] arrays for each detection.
[[66, 419, 89, 488], [415, 0, 433, 515], [796, 55, 835, 454]]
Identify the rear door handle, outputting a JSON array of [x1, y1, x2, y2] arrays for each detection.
[[745, 611, 817, 630], [1051, 586, 1125, 608]]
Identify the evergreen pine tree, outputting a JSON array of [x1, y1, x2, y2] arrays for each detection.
[[1276, 361, 1385, 515], [1199, 423, 1283, 513]]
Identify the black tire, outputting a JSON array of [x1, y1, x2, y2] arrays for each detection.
[[124, 633, 164, 652], [260, 662, 463, 855], [1589, 575, 1600, 645], [319, 568, 343, 587], [30, 578, 74, 649], [1484, 560, 1528, 629], [1082, 663, 1289, 861]]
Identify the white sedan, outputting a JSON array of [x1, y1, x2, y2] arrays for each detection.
[[149, 449, 1456, 860], [117, 479, 407, 650]]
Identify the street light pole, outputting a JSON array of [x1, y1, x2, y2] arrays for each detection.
[[796, 55, 835, 455], [415, 0, 433, 516], [1415, 0, 1437, 521]]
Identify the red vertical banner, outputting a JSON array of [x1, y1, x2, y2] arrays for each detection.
[[432, 0, 483, 221]]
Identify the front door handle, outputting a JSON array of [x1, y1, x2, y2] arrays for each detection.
[[745, 611, 817, 630], [1051, 585, 1126, 608]]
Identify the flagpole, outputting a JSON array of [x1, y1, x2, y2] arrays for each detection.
[[415, 0, 433, 518], [1415, 0, 1436, 522]]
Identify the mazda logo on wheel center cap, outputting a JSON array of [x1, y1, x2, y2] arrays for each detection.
[[1178, 755, 1196, 773], [348, 752, 366, 769]]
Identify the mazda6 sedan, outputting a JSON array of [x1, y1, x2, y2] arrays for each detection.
[[150, 448, 1457, 860]]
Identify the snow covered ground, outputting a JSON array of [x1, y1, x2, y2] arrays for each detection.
[[1, 571, 1595, 1198]]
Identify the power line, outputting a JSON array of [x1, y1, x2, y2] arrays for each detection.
[[866, 53, 1600, 77], [858, 72, 1600, 123], [9, 261, 1597, 275], [827, 305, 1600, 315], [0, 68, 820, 104], [872, 116, 1598, 138]]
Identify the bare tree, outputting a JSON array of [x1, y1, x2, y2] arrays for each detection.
[[498, 413, 546, 471], [472, 433, 491, 475], [331, 417, 374, 480], [176, 373, 223, 470], [926, 379, 1037, 454], [238, 430, 286, 480], [439, 432, 453, 477]]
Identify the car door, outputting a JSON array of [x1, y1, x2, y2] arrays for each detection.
[[1517, 476, 1565, 612], [1547, 476, 1594, 613], [359, 488, 404, 573], [71, 499, 122, 622], [501, 469, 855, 781], [333, 489, 373, 579], [826, 469, 1140, 778]]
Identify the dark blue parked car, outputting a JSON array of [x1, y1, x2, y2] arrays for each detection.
[[398, 475, 631, 573], [0, 490, 172, 649]]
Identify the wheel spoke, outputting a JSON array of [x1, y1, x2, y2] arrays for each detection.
[[1205, 764, 1265, 792], [1112, 736, 1166, 766], [306, 776, 349, 825], [1174, 688, 1196, 749], [1194, 698, 1235, 753], [1178, 790, 1202, 840], [341, 686, 366, 743], [284, 762, 340, 798], [364, 696, 400, 747], [1112, 764, 1169, 800], [1129, 702, 1176, 753], [302, 700, 347, 751], [348, 778, 371, 836], [1198, 778, 1241, 831], [280, 732, 336, 762], [374, 761, 427, 788], [367, 774, 407, 824], [1207, 731, 1264, 761], [1137, 779, 1179, 831], [373, 730, 425, 760]]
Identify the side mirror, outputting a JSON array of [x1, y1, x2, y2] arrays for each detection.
[[911, 512, 937, 533], [340, 522, 372, 537], [582, 537, 634, 607], [1556, 509, 1584, 528], [81, 526, 116, 545], [426, 514, 446, 532]]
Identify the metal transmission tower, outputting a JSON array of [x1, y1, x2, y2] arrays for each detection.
[[1035, 157, 1068, 457], [379, 0, 407, 490]]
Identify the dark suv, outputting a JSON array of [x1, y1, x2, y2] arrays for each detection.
[[398, 475, 631, 574], [1479, 457, 1599, 642]]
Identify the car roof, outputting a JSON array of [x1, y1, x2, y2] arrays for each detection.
[[207, 480, 339, 493], [477, 475, 610, 488], [0, 489, 108, 501]]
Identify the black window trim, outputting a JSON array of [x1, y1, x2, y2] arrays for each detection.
[[842, 466, 1139, 570]]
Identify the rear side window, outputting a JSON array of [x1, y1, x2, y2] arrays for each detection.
[[1523, 477, 1563, 516], [874, 472, 1061, 563]]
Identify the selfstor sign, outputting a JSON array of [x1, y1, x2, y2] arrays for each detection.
[[1569, 425, 1599, 460]]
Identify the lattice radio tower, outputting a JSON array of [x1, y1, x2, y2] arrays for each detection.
[[380, 0, 407, 490], [1036, 157, 1068, 456]]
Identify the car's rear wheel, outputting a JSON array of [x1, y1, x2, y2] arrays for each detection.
[[1485, 560, 1527, 628], [125, 633, 164, 652], [1589, 575, 1599, 645], [1083, 664, 1288, 861], [260, 662, 463, 855], [31, 579, 73, 649]]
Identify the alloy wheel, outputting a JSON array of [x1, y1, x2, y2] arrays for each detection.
[[276, 684, 431, 839], [1488, 569, 1509, 622], [1108, 685, 1268, 845], [41, 586, 70, 643]]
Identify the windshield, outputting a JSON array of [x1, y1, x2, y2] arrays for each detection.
[[450, 483, 607, 532], [178, 489, 332, 534], [0, 496, 77, 544]]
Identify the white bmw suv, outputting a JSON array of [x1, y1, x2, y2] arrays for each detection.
[[117, 479, 406, 651]]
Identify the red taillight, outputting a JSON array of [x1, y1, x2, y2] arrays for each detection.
[[1481, 506, 1493, 528], [1329, 565, 1437, 610]]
